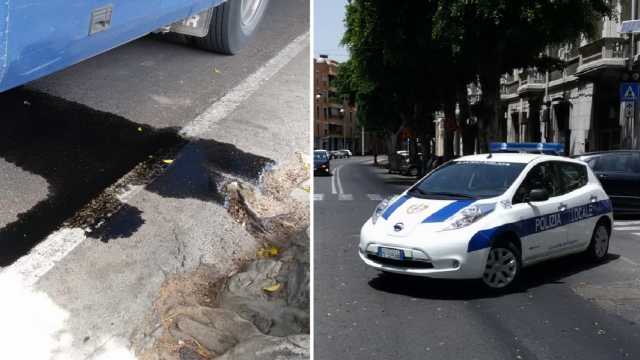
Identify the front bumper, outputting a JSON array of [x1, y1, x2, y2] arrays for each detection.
[[358, 219, 489, 279]]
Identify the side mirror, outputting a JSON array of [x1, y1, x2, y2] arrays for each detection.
[[528, 188, 549, 202]]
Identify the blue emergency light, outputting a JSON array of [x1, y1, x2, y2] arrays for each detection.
[[489, 142, 565, 155]]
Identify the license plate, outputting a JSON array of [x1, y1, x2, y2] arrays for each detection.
[[170, 9, 213, 37], [378, 247, 404, 260]]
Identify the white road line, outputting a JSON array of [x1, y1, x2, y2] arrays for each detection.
[[633, 233, 640, 237], [180, 32, 309, 137], [614, 226, 640, 231], [614, 220, 640, 226], [313, 194, 324, 201], [620, 256, 640, 267], [338, 194, 353, 201], [0, 33, 310, 286], [331, 165, 342, 195], [336, 166, 344, 195], [367, 194, 383, 201]]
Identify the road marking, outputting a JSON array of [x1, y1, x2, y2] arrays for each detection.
[[367, 194, 383, 201], [614, 220, 640, 226], [313, 194, 324, 201], [180, 32, 309, 137], [620, 256, 640, 267], [331, 165, 342, 195], [336, 166, 344, 194], [0, 33, 310, 286], [338, 194, 353, 201], [614, 226, 640, 231]]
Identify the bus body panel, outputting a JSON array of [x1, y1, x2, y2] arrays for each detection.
[[0, 0, 224, 92]]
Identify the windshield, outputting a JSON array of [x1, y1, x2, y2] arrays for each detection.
[[410, 161, 526, 199], [314, 151, 328, 160]]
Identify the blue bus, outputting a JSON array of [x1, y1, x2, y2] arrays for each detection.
[[0, 0, 269, 92]]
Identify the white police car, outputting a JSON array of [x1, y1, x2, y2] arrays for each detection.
[[359, 143, 613, 290]]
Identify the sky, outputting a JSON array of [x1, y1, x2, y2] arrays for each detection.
[[314, 0, 349, 62]]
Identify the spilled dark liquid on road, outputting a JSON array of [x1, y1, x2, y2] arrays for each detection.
[[0, 89, 185, 265], [0, 88, 276, 266]]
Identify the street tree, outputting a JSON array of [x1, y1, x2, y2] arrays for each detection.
[[433, 0, 613, 151]]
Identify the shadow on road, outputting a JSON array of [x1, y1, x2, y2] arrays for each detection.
[[368, 253, 620, 300], [0, 88, 275, 265]]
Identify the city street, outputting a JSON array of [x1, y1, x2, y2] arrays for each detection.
[[314, 157, 640, 360]]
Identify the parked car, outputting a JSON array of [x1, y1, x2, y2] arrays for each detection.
[[361, 149, 613, 290], [389, 151, 418, 177], [330, 150, 347, 159], [573, 150, 640, 215], [314, 150, 331, 175], [0, 0, 269, 92], [339, 149, 352, 158]]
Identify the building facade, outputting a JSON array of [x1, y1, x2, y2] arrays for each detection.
[[314, 55, 363, 152], [501, 0, 640, 155]]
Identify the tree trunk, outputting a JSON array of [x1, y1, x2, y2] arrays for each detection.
[[478, 70, 501, 152], [443, 95, 457, 159], [456, 82, 475, 155], [462, 123, 478, 155]]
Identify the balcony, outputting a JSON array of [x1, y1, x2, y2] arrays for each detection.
[[517, 69, 545, 94], [576, 37, 627, 76], [500, 80, 520, 99]]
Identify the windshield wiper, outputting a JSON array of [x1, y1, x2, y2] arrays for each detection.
[[409, 187, 428, 196], [423, 191, 474, 199]]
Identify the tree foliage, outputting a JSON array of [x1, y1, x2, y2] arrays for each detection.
[[337, 0, 613, 154]]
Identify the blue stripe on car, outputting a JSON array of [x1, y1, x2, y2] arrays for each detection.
[[467, 199, 612, 252], [422, 200, 475, 223], [382, 195, 410, 220]]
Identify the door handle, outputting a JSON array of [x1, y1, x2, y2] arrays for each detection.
[[590, 195, 598, 203], [558, 203, 567, 212]]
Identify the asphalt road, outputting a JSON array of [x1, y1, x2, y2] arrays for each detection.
[[0, 0, 308, 266], [314, 156, 640, 360]]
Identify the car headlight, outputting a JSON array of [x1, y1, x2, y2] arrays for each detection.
[[442, 203, 496, 231], [371, 196, 398, 225]]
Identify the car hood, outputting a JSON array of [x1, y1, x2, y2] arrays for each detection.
[[379, 195, 476, 236]]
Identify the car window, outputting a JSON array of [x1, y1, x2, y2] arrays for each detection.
[[513, 162, 561, 204], [593, 153, 634, 173], [314, 151, 328, 160], [411, 161, 526, 199], [555, 162, 588, 194]]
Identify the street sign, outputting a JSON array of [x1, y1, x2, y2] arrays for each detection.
[[620, 83, 639, 102], [621, 20, 640, 33]]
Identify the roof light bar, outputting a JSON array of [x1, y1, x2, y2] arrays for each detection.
[[489, 142, 564, 155]]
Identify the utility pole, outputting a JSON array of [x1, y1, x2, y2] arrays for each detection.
[[361, 126, 365, 156]]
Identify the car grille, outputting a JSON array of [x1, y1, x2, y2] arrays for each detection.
[[366, 254, 434, 269]]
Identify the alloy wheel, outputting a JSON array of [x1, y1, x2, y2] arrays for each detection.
[[482, 247, 518, 289]]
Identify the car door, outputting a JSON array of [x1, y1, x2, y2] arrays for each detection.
[[553, 161, 594, 253], [591, 153, 640, 213], [510, 161, 567, 264]]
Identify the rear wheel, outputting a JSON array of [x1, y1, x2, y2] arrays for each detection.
[[195, 0, 269, 54], [481, 242, 521, 291], [586, 222, 610, 262]]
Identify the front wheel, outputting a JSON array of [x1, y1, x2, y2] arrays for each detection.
[[586, 222, 610, 262], [196, 0, 269, 54], [481, 242, 521, 291]]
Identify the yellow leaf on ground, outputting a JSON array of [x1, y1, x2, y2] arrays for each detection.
[[257, 245, 279, 258], [303, 185, 310, 193], [214, 67, 221, 74], [263, 283, 281, 293], [162, 159, 174, 164]]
